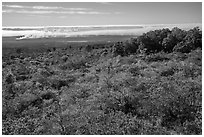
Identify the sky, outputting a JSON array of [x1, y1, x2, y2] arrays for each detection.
[[2, 2, 202, 27]]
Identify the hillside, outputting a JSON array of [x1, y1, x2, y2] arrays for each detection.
[[2, 27, 202, 135]]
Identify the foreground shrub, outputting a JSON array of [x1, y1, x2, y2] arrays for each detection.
[[112, 42, 125, 56], [48, 75, 76, 90], [160, 68, 175, 77], [59, 58, 87, 70], [144, 52, 170, 62]]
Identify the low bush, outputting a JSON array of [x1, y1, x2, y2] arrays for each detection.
[[129, 66, 142, 76], [144, 52, 170, 62], [59, 58, 87, 70], [48, 76, 75, 90], [160, 68, 175, 77]]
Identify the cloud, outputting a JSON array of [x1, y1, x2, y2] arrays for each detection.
[[68, 8, 91, 11], [58, 16, 67, 19], [3, 5, 29, 9], [2, 9, 110, 15], [2, 10, 13, 13], [28, 14, 50, 18], [32, 6, 90, 11], [114, 12, 122, 14], [98, 2, 113, 5], [32, 6, 60, 10], [2, 5, 25, 8], [3, 5, 91, 11], [2, 4, 112, 15]]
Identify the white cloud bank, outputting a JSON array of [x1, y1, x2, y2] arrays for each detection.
[[3, 5, 91, 11], [2, 9, 109, 14], [2, 23, 202, 40], [2, 4, 113, 15]]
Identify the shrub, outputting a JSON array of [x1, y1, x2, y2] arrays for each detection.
[[48, 75, 75, 90], [173, 41, 194, 53], [160, 68, 175, 77], [85, 45, 93, 52], [2, 107, 43, 135], [123, 39, 139, 55], [162, 34, 178, 52], [5, 74, 15, 84], [16, 48, 23, 54], [161, 96, 198, 129], [10, 64, 31, 81], [158, 80, 202, 132], [182, 63, 201, 78], [59, 57, 87, 70], [115, 27, 201, 55], [173, 27, 202, 53], [61, 55, 68, 62], [185, 48, 202, 66], [112, 42, 125, 56], [129, 67, 142, 76], [144, 52, 170, 62], [137, 28, 170, 53]]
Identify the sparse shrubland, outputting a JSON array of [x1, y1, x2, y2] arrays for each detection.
[[2, 27, 202, 135]]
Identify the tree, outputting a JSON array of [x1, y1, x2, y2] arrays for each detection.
[[162, 34, 178, 52], [171, 27, 187, 42], [112, 42, 125, 56], [123, 39, 139, 55], [184, 27, 202, 49], [173, 27, 202, 53], [137, 29, 170, 54]]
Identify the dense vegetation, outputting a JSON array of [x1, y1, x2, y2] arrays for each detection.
[[112, 27, 202, 56], [2, 27, 202, 135]]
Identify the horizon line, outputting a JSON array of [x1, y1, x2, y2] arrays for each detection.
[[2, 23, 202, 28]]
